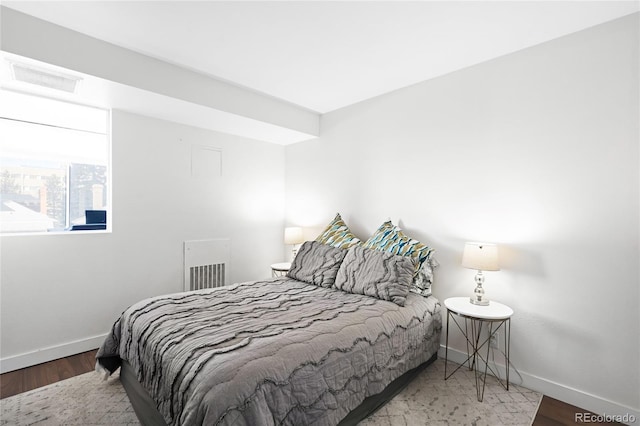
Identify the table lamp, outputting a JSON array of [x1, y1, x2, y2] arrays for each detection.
[[284, 227, 304, 260], [462, 242, 499, 306]]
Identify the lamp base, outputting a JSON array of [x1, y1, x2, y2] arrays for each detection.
[[470, 296, 490, 306], [470, 270, 489, 306]]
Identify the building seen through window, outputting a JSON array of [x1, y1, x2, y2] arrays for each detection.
[[0, 90, 110, 233]]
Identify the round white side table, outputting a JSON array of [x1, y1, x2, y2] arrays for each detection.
[[270, 262, 291, 278], [443, 297, 513, 402]]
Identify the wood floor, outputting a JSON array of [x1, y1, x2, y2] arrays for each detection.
[[0, 349, 97, 400], [0, 351, 620, 425], [532, 396, 621, 425]]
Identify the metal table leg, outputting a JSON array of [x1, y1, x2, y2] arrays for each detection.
[[444, 311, 511, 402]]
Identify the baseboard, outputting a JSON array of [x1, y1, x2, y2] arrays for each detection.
[[0, 334, 107, 374], [439, 345, 640, 423]]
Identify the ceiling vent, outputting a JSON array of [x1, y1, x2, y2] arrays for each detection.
[[10, 62, 82, 93]]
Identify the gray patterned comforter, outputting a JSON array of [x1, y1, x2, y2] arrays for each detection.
[[97, 278, 441, 426]]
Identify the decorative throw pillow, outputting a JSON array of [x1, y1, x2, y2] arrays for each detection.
[[361, 220, 398, 250], [334, 245, 414, 306], [363, 221, 434, 275], [315, 213, 361, 249], [363, 220, 436, 296], [287, 241, 348, 288], [410, 258, 439, 297]]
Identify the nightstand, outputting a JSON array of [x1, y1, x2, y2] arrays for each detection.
[[443, 296, 513, 402], [270, 262, 291, 277]]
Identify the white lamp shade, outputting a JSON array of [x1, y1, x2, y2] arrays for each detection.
[[284, 227, 304, 245], [462, 242, 500, 271]]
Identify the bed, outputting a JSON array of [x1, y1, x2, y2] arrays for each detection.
[[97, 240, 442, 426]]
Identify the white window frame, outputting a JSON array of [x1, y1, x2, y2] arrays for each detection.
[[0, 90, 112, 236]]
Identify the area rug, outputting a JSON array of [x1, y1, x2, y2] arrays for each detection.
[[0, 359, 541, 425], [362, 358, 542, 426]]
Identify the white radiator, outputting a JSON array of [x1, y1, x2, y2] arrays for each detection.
[[183, 239, 230, 291]]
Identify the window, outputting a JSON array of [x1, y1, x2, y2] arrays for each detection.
[[0, 90, 110, 233]]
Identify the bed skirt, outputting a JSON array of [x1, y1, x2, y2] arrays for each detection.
[[120, 352, 438, 426]]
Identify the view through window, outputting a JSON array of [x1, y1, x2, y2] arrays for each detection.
[[0, 90, 110, 233]]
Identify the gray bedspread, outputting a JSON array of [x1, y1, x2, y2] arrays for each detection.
[[97, 277, 441, 426]]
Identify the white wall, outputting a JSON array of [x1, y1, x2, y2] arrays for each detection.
[[286, 14, 639, 416], [0, 110, 286, 370]]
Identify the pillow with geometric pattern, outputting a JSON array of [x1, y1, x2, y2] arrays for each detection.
[[363, 220, 436, 295], [315, 213, 361, 249], [410, 258, 439, 297]]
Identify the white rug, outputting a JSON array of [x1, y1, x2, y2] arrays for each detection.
[[0, 371, 138, 426], [362, 359, 542, 426], [0, 359, 541, 426]]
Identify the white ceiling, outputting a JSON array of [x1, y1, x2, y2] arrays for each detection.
[[3, 1, 639, 114]]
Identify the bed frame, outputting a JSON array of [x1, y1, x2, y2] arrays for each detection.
[[120, 352, 438, 426]]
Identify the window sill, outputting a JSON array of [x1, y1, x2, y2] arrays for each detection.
[[1, 229, 111, 237]]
